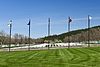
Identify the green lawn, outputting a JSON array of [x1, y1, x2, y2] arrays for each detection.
[[0, 47, 100, 67]]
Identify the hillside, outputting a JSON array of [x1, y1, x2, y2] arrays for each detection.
[[36, 25, 100, 43]]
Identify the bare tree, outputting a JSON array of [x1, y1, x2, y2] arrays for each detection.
[[14, 33, 19, 45], [0, 30, 6, 45]]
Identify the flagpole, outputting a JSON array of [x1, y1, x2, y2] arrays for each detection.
[[28, 19, 31, 51], [48, 18, 50, 49], [68, 17, 70, 48], [48, 18, 50, 36], [88, 15, 91, 47], [68, 17, 72, 48], [9, 20, 12, 52]]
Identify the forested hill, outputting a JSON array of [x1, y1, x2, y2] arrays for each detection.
[[36, 25, 100, 43]]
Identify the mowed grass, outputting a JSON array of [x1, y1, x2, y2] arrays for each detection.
[[0, 47, 100, 67]]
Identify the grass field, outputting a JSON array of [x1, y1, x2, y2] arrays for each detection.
[[0, 47, 100, 67]]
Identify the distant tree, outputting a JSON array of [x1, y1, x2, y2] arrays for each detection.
[[0, 30, 6, 44], [24, 36, 28, 44], [44, 40, 48, 43], [18, 34, 24, 44], [14, 33, 19, 45]]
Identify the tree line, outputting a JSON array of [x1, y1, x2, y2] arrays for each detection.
[[0, 30, 34, 45], [38, 26, 100, 43], [0, 25, 100, 45]]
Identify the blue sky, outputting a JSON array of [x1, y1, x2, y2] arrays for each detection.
[[0, 0, 100, 38]]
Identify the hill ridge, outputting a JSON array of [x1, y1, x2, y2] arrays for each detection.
[[36, 25, 100, 43]]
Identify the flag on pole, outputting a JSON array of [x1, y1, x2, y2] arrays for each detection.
[[8, 20, 12, 27], [68, 17, 72, 23], [48, 18, 50, 36], [10, 20, 12, 22], [8, 24, 10, 27], [27, 19, 30, 25], [89, 15, 92, 20]]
